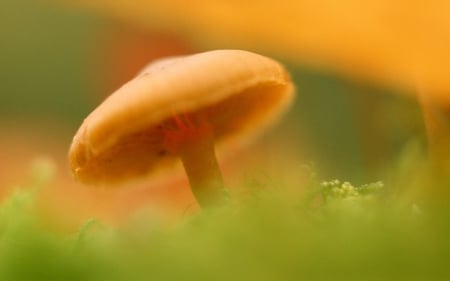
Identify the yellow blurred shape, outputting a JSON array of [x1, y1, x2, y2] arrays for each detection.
[[76, 0, 450, 102]]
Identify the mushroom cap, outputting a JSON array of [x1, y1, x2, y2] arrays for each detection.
[[69, 50, 295, 185], [79, 1, 450, 102]]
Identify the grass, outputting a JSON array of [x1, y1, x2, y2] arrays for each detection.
[[0, 157, 450, 281]]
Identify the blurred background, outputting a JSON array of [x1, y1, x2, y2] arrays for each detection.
[[1, 0, 433, 229]]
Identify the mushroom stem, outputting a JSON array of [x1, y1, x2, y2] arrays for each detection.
[[178, 128, 225, 208], [417, 88, 450, 199], [417, 89, 444, 150], [162, 112, 226, 208]]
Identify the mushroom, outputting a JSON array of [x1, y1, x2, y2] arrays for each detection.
[[69, 50, 295, 208], [78, 1, 450, 98]]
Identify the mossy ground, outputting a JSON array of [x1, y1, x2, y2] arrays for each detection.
[[1, 159, 449, 281]]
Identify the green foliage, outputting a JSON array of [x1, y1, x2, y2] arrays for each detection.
[[0, 168, 450, 281], [0, 0, 95, 125]]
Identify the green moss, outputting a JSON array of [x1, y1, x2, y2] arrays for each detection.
[[0, 163, 449, 281]]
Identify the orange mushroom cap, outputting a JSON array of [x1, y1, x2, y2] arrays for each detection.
[[76, 0, 450, 100], [69, 50, 295, 185]]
